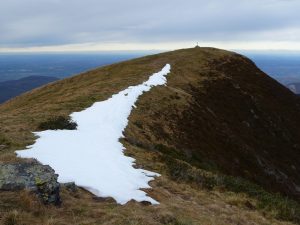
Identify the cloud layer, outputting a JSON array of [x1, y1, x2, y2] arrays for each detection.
[[1, 0, 299, 50]]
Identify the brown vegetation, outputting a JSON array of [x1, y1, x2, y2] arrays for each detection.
[[1, 48, 300, 224]]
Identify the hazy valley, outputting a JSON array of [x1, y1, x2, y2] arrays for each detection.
[[1, 51, 300, 104]]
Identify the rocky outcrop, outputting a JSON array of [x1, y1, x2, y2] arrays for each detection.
[[0, 160, 60, 205]]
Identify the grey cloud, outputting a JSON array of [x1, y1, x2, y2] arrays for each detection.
[[0, 0, 299, 47]]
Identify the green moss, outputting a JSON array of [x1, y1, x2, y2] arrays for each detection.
[[34, 177, 46, 186]]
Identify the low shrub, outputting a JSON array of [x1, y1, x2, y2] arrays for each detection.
[[38, 116, 77, 130], [160, 154, 300, 223]]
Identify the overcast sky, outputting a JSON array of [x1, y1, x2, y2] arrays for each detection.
[[1, 0, 300, 52]]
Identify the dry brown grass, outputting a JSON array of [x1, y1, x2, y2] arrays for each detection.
[[0, 48, 299, 224], [0, 178, 295, 225]]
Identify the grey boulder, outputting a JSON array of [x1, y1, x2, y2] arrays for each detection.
[[0, 160, 61, 205]]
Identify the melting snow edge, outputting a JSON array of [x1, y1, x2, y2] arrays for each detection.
[[16, 64, 171, 205]]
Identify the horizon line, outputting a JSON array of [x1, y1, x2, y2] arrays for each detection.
[[2, 41, 300, 53]]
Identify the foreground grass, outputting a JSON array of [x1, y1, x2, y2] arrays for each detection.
[[0, 175, 295, 225], [161, 154, 300, 223]]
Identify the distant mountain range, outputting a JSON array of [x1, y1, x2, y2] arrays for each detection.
[[1, 52, 299, 105], [0, 76, 58, 103]]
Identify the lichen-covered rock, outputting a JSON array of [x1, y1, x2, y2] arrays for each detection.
[[0, 160, 61, 205]]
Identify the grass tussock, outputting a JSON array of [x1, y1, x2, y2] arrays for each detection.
[[0, 134, 11, 148], [0, 136, 9, 145], [1, 210, 20, 225]]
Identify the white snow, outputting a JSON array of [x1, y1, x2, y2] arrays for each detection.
[[16, 64, 171, 205]]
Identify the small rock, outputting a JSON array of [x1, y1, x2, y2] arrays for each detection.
[[61, 182, 77, 192], [125, 199, 152, 206], [140, 200, 152, 206], [0, 160, 61, 205]]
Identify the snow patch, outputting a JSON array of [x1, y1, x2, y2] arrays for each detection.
[[16, 64, 171, 205]]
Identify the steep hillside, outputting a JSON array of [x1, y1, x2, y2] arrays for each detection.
[[1, 47, 300, 225], [0, 76, 58, 103], [125, 48, 300, 200]]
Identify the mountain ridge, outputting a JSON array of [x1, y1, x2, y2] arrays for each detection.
[[1, 47, 300, 225]]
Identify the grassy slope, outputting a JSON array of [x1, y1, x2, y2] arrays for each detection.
[[125, 48, 300, 198], [0, 47, 300, 225]]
